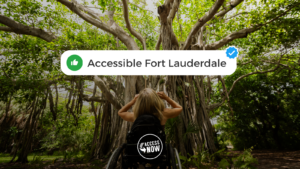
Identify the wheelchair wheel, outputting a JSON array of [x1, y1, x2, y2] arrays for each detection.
[[169, 144, 182, 169], [173, 148, 182, 169], [106, 147, 123, 169]]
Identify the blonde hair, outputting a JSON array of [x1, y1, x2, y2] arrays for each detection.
[[133, 88, 165, 122]]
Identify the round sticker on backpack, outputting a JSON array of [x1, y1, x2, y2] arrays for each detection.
[[137, 134, 163, 160]]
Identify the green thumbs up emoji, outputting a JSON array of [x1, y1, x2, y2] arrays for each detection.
[[71, 59, 78, 66], [67, 55, 83, 71]]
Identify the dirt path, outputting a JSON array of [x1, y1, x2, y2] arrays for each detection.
[[227, 150, 300, 169], [1, 150, 300, 169]]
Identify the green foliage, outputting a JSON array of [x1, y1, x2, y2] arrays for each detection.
[[179, 143, 225, 169], [176, 86, 183, 98], [28, 155, 56, 169], [159, 79, 165, 85], [178, 144, 257, 169], [0, 153, 9, 158], [217, 148, 258, 169], [40, 102, 94, 156], [7, 127, 20, 137], [218, 158, 230, 169], [0, 154, 63, 164], [90, 159, 106, 169], [30, 156, 44, 164], [232, 148, 258, 169], [165, 116, 180, 143], [183, 122, 200, 142], [217, 64, 300, 150]]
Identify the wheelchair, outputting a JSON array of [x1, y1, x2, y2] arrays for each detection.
[[106, 114, 182, 169]]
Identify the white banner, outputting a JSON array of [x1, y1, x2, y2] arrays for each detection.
[[61, 47, 238, 75]]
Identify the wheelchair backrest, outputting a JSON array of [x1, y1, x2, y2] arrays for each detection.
[[126, 114, 166, 160], [127, 114, 165, 143]]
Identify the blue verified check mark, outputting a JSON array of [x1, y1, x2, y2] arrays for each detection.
[[226, 46, 238, 59]]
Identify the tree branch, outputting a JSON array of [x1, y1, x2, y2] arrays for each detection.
[[212, 0, 244, 20], [0, 26, 14, 32], [57, 0, 110, 32], [208, 52, 286, 111], [194, 0, 245, 46], [207, 102, 224, 111], [259, 2, 300, 27], [201, 2, 300, 50], [83, 94, 106, 102], [193, 27, 204, 49], [136, 75, 145, 92], [239, 58, 300, 71], [205, 27, 258, 50], [94, 75, 122, 109], [237, 60, 254, 66], [155, 34, 161, 50], [129, 2, 154, 14], [0, 15, 56, 42], [218, 75, 229, 101], [56, 0, 138, 50], [181, 0, 225, 50], [101, 75, 124, 94], [206, 76, 212, 105], [224, 12, 248, 22], [71, 0, 104, 21], [1, 67, 15, 82], [228, 53, 284, 96], [167, 0, 180, 22], [200, 0, 245, 33], [84, 87, 101, 96], [121, 0, 146, 49]]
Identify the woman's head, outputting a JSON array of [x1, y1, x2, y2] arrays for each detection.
[[133, 88, 165, 121]]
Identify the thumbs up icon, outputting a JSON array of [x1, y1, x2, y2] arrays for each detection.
[[71, 59, 78, 66], [67, 55, 82, 71]]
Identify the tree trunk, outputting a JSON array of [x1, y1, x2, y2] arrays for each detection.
[[273, 113, 282, 149], [114, 76, 138, 147], [14, 96, 44, 163], [165, 76, 217, 155], [194, 76, 217, 153], [47, 85, 57, 121], [90, 103, 101, 159], [96, 101, 111, 158], [158, 3, 179, 50]]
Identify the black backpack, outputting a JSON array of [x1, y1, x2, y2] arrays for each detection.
[[126, 114, 166, 144]]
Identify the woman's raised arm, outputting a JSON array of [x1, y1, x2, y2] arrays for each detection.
[[117, 94, 139, 122], [157, 92, 183, 119]]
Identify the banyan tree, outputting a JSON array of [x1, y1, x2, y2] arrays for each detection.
[[1, 0, 299, 163]]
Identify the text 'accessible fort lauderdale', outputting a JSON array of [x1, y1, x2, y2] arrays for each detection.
[[87, 59, 227, 68]]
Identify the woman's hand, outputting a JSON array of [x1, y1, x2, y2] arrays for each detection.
[[158, 92, 183, 119], [131, 94, 139, 104], [157, 91, 168, 100]]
